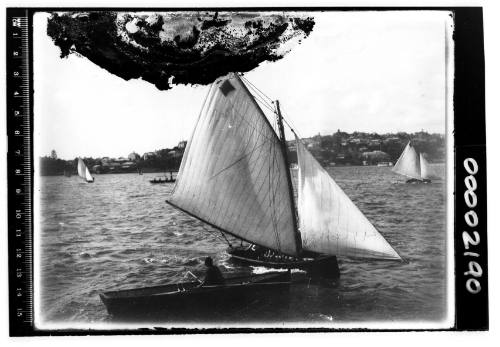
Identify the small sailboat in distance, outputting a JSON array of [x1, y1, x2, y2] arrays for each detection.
[[392, 141, 431, 183], [165, 73, 402, 278], [77, 157, 94, 183]]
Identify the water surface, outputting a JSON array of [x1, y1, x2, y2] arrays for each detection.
[[38, 165, 447, 325]]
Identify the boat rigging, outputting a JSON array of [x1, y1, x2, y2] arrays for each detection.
[[165, 73, 403, 275]]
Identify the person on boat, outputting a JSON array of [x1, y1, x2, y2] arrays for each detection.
[[201, 257, 225, 286]]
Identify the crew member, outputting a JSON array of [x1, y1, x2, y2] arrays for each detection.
[[201, 257, 225, 286]]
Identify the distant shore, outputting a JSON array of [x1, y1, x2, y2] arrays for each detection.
[[40, 130, 445, 176]]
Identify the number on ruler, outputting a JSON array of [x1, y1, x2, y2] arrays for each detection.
[[12, 18, 21, 28]]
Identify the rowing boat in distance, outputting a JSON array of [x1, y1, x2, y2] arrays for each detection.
[[150, 171, 176, 184], [99, 271, 291, 320], [149, 177, 176, 184]]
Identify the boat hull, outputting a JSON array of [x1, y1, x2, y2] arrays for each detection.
[[406, 178, 431, 184], [227, 246, 340, 279], [149, 179, 175, 184], [99, 271, 291, 320]]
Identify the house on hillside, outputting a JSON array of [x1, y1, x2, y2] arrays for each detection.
[[128, 152, 140, 161]]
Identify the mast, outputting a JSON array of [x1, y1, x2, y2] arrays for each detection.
[[275, 100, 303, 255]]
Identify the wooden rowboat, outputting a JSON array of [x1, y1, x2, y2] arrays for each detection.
[[99, 271, 291, 319]]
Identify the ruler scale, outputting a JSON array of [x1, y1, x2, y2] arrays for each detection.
[[7, 9, 34, 336]]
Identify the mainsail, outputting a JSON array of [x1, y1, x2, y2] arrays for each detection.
[[392, 141, 421, 180], [77, 158, 94, 182], [296, 136, 401, 260], [166, 74, 300, 256]]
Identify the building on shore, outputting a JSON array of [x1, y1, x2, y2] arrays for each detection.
[[128, 152, 140, 161], [142, 152, 156, 160], [361, 150, 390, 165]]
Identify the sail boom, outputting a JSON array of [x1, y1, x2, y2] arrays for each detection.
[[165, 199, 299, 257]]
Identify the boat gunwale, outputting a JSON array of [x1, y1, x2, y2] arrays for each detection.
[[148, 281, 291, 298], [99, 272, 290, 299]]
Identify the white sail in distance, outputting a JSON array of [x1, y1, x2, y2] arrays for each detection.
[[85, 166, 93, 182], [77, 158, 93, 182], [296, 136, 401, 260], [392, 141, 421, 180], [167, 74, 300, 256], [419, 153, 431, 179]]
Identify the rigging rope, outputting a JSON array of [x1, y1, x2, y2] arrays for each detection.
[[240, 74, 304, 139], [220, 230, 233, 248], [240, 75, 274, 104]]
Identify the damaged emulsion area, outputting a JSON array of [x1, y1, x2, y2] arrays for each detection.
[[47, 11, 315, 90]]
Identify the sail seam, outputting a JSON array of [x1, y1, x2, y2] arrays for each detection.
[[209, 141, 269, 180]]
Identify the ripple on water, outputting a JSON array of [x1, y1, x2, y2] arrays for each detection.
[[39, 167, 446, 324]]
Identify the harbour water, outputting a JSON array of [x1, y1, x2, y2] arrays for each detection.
[[37, 165, 447, 325]]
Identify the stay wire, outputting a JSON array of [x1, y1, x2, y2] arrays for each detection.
[[241, 75, 306, 142], [240, 75, 274, 104]]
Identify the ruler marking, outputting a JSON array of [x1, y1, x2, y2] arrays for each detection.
[[8, 10, 34, 335]]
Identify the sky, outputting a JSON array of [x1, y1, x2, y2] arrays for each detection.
[[34, 11, 450, 160]]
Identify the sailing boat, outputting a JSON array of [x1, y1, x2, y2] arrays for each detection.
[[392, 141, 432, 183], [165, 73, 402, 278], [77, 157, 94, 183]]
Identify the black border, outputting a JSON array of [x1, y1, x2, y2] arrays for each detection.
[[6, 6, 487, 336]]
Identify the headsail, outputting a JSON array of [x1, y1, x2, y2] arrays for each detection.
[[392, 141, 421, 180], [167, 74, 300, 256], [419, 153, 431, 180], [296, 136, 401, 260], [85, 165, 94, 182]]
